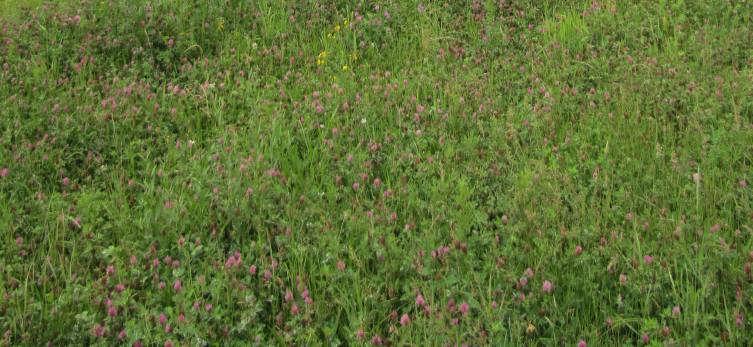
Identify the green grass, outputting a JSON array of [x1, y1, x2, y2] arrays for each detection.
[[0, 0, 44, 21], [1, 0, 752, 345]]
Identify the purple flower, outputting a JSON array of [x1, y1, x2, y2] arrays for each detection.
[[416, 293, 426, 307], [542, 280, 554, 294], [400, 313, 411, 326], [459, 302, 469, 316], [92, 323, 105, 337], [284, 290, 294, 303]]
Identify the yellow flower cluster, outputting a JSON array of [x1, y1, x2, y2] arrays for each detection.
[[327, 18, 351, 38], [317, 51, 328, 66], [318, 17, 356, 69]]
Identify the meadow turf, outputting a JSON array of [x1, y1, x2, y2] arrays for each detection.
[[1, 0, 753, 345]]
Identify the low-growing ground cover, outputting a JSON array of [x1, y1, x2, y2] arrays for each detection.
[[1, 0, 752, 345]]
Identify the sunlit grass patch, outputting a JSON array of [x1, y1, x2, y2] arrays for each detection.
[[542, 11, 590, 53]]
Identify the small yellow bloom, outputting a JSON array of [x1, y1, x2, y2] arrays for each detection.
[[342, 65, 349, 71], [526, 323, 536, 335], [343, 19, 350, 27], [334, 24, 341, 32], [316, 51, 327, 66]]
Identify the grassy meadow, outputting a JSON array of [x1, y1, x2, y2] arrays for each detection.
[[1, 0, 753, 345]]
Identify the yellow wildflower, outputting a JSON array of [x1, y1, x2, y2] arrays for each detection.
[[317, 51, 328, 66]]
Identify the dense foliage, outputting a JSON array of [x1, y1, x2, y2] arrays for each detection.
[[1, 0, 752, 345]]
